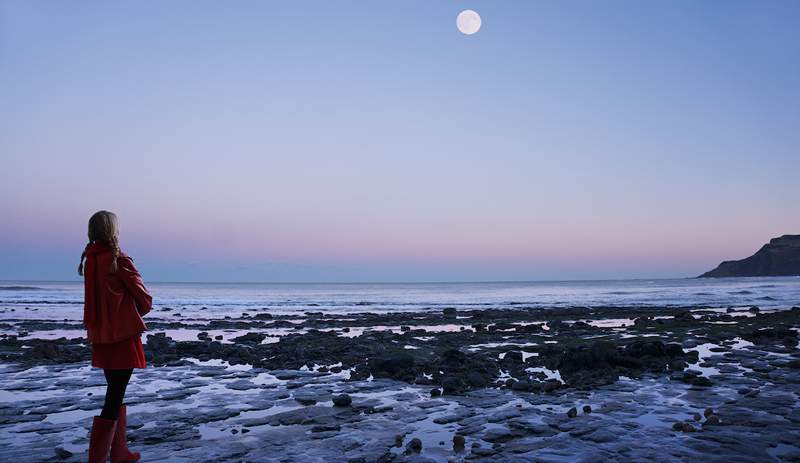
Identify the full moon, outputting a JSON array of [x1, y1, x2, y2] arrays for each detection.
[[456, 10, 481, 35]]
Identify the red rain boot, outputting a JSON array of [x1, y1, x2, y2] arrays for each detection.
[[89, 416, 117, 463], [110, 405, 140, 463]]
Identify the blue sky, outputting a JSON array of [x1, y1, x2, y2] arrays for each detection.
[[1, 1, 798, 282]]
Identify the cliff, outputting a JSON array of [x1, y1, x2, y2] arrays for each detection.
[[700, 235, 800, 278]]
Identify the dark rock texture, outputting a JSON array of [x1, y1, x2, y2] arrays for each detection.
[[700, 234, 800, 277]]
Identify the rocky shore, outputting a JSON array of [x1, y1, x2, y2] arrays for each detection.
[[1, 304, 799, 462]]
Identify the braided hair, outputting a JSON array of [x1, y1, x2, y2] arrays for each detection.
[[78, 210, 121, 275]]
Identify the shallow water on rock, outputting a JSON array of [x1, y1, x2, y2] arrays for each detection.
[[2, 346, 798, 463]]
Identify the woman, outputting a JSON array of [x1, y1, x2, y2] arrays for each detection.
[[79, 211, 151, 463]]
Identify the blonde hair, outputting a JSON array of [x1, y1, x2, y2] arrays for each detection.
[[78, 210, 120, 275]]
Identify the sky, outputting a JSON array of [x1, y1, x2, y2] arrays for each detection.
[[1, 1, 799, 282]]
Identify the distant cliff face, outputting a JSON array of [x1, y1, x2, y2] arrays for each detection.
[[700, 235, 800, 278]]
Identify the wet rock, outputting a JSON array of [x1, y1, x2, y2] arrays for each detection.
[[405, 437, 422, 454], [442, 377, 465, 395], [745, 326, 798, 346], [583, 429, 617, 443], [443, 307, 458, 317], [558, 340, 622, 385], [705, 415, 720, 426], [487, 409, 521, 423], [562, 338, 686, 388], [232, 332, 268, 344], [511, 380, 530, 392], [265, 406, 336, 426], [311, 423, 340, 433], [31, 343, 60, 359], [681, 422, 696, 433], [430, 388, 441, 397], [669, 359, 688, 371], [503, 351, 524, 364], [441, 348, 467, 365], [690, 376, 713, 387], [466, 371, 489, 388], [567, 407, 578, 418], [482, 427, 523, 443], [693, 413, 702, 421], [542, 379, 561, 393], [434, 410, 472, 425], [704, 407, 714, 418], [293, 390, 319, 405], [548, 320, 566, 331], [583, 405, 592, 414], [453, 434, 465, 449], [471, 447, 498, 457], [370, 353, 415, 381], [54, 447, 72, 459], [517, 323, 543, 333], [332, 393, 352, 407], [225, 379, 256, 391]]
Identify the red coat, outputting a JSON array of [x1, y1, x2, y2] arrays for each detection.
[[83, 242, 151, 344]]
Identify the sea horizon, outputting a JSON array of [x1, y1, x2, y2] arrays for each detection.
[[7, 275, 800, 286]]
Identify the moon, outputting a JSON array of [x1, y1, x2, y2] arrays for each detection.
[[456, 10, 481, 35]]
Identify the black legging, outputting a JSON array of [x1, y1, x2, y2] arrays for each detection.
[[100, 369, 133, 420]]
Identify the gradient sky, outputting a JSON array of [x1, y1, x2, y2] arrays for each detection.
[[1, 1, 799, 282]]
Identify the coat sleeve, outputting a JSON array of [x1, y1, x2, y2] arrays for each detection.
[[117, 255, 153, 316]]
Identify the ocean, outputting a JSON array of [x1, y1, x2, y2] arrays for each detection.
[[1, 277, 798, 321]]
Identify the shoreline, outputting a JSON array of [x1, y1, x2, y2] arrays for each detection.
[[1, 304, 799, 461]]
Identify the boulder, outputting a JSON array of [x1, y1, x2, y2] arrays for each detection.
[[405, 437, 422, 454], [442, 377, 465, 395], [332, 394, 352, 407]]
